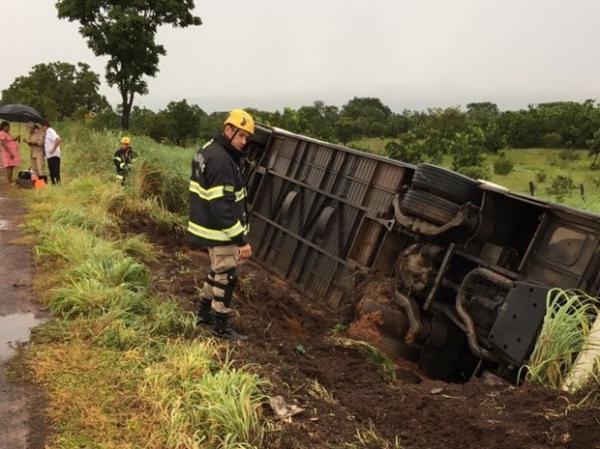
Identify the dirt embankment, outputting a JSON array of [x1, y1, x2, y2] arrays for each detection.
[[137, 219, 600, 449], [0, 186, 47, 449]]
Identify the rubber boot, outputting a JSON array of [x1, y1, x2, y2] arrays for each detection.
[[196, 298, 215, 326], [213, 313, 247, 341]]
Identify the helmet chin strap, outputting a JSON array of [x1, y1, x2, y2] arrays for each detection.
[[227, 127, 248, 152], [228, 128, 239, 145]]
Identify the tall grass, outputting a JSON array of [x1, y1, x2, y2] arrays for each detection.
[[22, 122, 270, 449], [141, 342, 268, 449], [524, 288, 600, 389]]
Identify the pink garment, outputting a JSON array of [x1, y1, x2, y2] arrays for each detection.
[[0, 130, 21, 168]]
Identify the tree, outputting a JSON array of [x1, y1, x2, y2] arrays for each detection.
[[340, 97, 392, 137], [295, 101, 339, 140], [1, 62, 108, 120], [466, 102, 505, 152], [335, 117, 361, 144], [450, 127, 488, 179], [161, 100, 206, 146], [198, 111, 228, 141], [129, 106, 159, 136], [423, 107, 469, 140], [481, 123, 506, 153], [385, 113, 412, 137], [466, 102, 499, 128], [587, 129, 600, 169], [56, 1, 202, 129], [386, 129, 446, 165], [88, 105, 121, 130], [278, 107, 301, 133]]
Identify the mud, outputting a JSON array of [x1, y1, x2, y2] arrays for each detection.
[[0, 185, 47, 449], [128, 215, 600, 449]]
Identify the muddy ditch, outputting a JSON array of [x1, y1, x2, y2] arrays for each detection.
[[128, 216, 600, 449]]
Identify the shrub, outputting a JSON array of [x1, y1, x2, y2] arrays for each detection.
[[547, 175, 575, 195], [456, 165, 490, 180], [493, 153, 514, 175], [386, 130, 446, 165], [386, 140, 424, 164], [559, 149, 581, 161], [535, 171, 547, 183], [588, 176, 600, 188], [542, 132, 563, 148]]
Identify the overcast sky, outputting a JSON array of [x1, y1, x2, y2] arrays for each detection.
[[1, 0, 600, 113]]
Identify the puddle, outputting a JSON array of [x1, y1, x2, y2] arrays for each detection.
[[0, 313, 45, 362], [0, 219, 12, 231]]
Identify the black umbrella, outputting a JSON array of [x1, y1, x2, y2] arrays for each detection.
[[0, 104, 43, 123]]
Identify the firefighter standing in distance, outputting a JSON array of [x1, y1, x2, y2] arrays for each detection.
[[188, 109, 254, 340], [114, 137, 136, 185]]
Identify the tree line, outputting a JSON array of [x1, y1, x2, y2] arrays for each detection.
[[9, 1, 595, 178], [3, 61, 600, 175]]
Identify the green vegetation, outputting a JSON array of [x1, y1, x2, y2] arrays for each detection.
[[485, 149, 600, 211], [493, 152, 514, 175], [55, 0, 202, 129], [7, 55, 600, 161], [344, 140, 600, 213], [23, 123, 269, 449], [1, 62, 108, 121], [349, 137, 393, 155], [330, 337, 397, 382], [142, 343, 268, 449], [524, 289, 599, 390]]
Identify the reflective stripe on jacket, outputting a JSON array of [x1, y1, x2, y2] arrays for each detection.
[[188, 134, 248, 247], [113, 148, 136, 174]]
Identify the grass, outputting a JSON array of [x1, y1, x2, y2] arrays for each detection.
[[523, 288, 600, 390], [141, 342, 268, 449], [19, 122, 270, 449], [347, 137, 394, 155], [329, 421, 403, 449], [485, 149, 600, 212], [307, 379, 337, 405], [329, 337, 397, 382]]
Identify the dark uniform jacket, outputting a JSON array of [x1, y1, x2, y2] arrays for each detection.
[[188, 133, 248, 247], [113, 148, 136, 176]]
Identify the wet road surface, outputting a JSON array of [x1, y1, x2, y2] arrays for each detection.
[[0, 186, 46, 449]]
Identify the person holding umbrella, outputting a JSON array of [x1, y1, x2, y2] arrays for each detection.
[[0, 121, 22, 184], [0, 104, 44, 184]]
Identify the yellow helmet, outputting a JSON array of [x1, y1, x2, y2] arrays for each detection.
[[121, 136, 131, 145], [224, 109, 255, 135]]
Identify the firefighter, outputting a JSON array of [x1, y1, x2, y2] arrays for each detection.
[[188, 109, 254, 340], [113, 136, 136, 185]]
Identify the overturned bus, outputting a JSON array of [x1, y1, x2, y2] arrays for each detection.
[[242, 126, 600, 382]]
